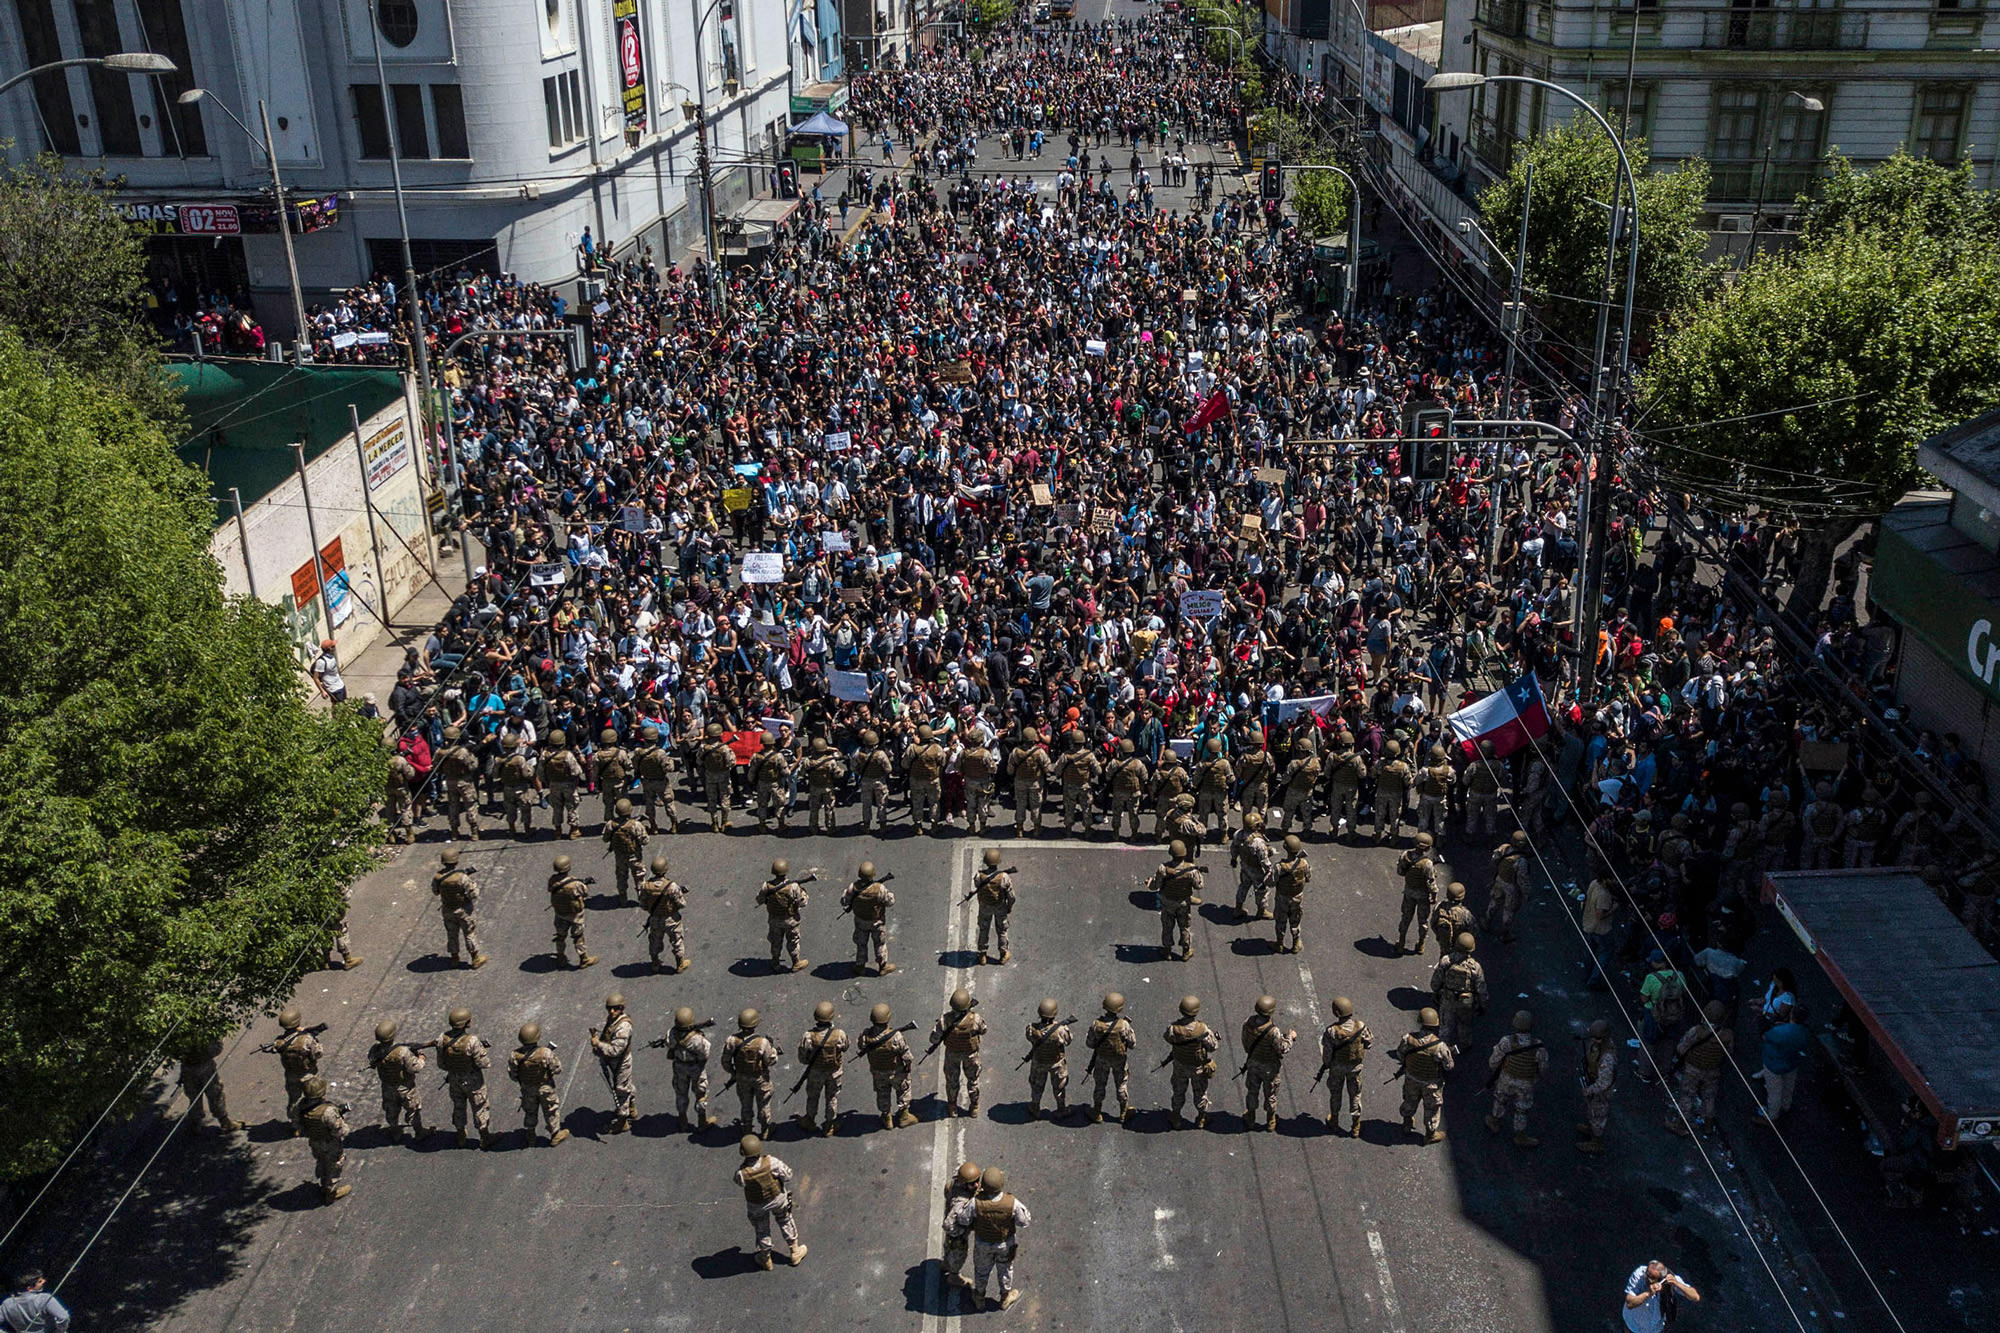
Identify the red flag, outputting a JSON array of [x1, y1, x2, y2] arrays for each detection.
[[1183, 389, 1230, 435]]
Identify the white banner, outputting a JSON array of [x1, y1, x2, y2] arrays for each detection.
[[1179, 589, 1225, 619], [1271, 693, 1339, 724], [829, 669, 871, 702], [528, 562, 568, 588], [740, 552, 786, 584], [823, 430, 853, 452], [821, 530, 852, 552]]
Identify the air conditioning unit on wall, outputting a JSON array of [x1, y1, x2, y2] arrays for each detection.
[[1714, 214, 1753, 233]]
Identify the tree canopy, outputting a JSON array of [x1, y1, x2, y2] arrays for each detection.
[[1250, 110, 1349, 240]]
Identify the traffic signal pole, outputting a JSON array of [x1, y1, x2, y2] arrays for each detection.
[[1269, 162, 1363, 318]]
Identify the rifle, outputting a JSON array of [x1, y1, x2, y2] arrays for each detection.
[[848, 1021, 919, 1064], [838, 871, 896, 916], [633, 880, 687, 936], [917, 998, 978, 1066], [1014, 1016, 1077, 1069], [785, 1028, 843, 1102], [588, 1026, 617, 1098], [1233, 1020, 1289, 1082], [254, 1022, 330, 1054], [961, 867, 1020, 904], [646, 1018, 716, 1050], [1482, 1039, 1544, 1093], [1307, 1062, 1332, 1091]]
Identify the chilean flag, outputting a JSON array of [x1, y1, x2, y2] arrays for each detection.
[[1446, 672, 1552, 759], [1183, 389, 1231, 435]]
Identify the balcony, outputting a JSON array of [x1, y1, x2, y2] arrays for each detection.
[[1701, 9, 1870, 51], [1708, 160, 1821, 205], [1477, 0, 1528, 37]]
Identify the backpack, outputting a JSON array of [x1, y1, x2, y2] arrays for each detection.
[[1652, 970, 1685, 1026]]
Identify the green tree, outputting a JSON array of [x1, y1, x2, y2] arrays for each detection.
[[1799, 149, 2000, 255], [0, 331, 386, 1180], [1479, 123, 1713, 348], [0, 153, 178, 423], [1248, 112, 1349, 240]]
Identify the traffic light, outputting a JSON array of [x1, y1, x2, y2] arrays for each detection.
[[1411, 407, 1452, 481], [1260, 161, 1283, 201], [776, 160, 798, 199]]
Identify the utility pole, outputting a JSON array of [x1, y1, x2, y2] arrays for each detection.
[[254, 100, 310, 360], [1490, 160, 1532, 577], [366, 1, 436, 490]]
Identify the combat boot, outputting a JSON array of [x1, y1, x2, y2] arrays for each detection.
[[480, 1130, 498, 1150], [1000, 949, 1011, 964], [409, 1116, 427, 1138], [788, 1244, 808, 1267], [1258, 909, 1273, 920], [755, 1251, 774, 1271], [1092, 1106, 1105, 1123], [1576, 1134, 1604, 1154], [323, 1183, 351, 1203], [1513, 1132, 1540, 1149], [607, 1117, 631, 1135], [577, 952, 599, 969], [701, 1113, 718, 1129], [1169, 1110, 1183, 1130], [455, 1129, 469, 1148], [1326, 1114, 1339, 1131], [879, 961, 898, 975], [1424, 1128, 1446, 1144], [1119, 1104, 1133, 1124], [883, 1113, 896, 1131], [651, 960, 666, 975], [568, 827, 581, 840], [978, 950, 988, 966], [999, 1291, 1020, 1310], [822, 1117, 837, 1137], [677, 956, 692, 973], [792, 958, 809, 972], [342, 954, 364, 970], [896, 1108, 919, 1128], [1264, 1113, 1277, 1132], [796, 1116, 817, 1134], [1402, 1116, 1416, 1137], [466, 952, 489, 969], [1195, 1111, 1208, 1129], [550, 1128, 571, 1146], [1484, 1113, 1503, 1134], [1348, 1122, 1362, 1138], [771, 954, 784, 971]]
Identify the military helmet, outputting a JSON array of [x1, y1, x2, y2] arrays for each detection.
[[1206, 736, 1222, 754], [1478, 739, 1496, 756], [1703, 1000, 1727, 1024], [871, 1003, 893, 1025], [553, 854, 573, 874], [739, 1134, 764, 1158], [1447, 881, 1467, 901], [548, 728, 566, 745], [1284, 834, 1302, 855], [1730, 801, 1750, 818], [916, 724, 933, 743], [957, 1161, 983, 1186], [641, 725, 660, 741], [301, 1074, 328, 1099], [1512, 1010, 1534, 1033], [1385, 740, 1402, 757], [858, 859, 877, 880], [950, 989, 972, 1012], [811, 736, 828, 753], [1415, 832, 1434, 849], [738, 1008, 760, 1030], [1249, 727, 1265, 744], [760, 730, 778, 748], [861, 728, 880, 746], [674, 1007, 697, 1028], [1102, 991, 1126, 1014], [1418, 1007, 1440, 1028], [1168, 839, 1188, 860], [1511, 830, 1528, 847], [980, 1166, 1008, 1194], [1255, 995, 1277, 1016], [1022, 727, 1040, 744], [1414, 857, 1435, 873], [1429, 744, 1447, 762], [1330, 996, 1354, 1018], [1588, 1019, 1611, 1039], [1455, 932, 1477, 953], [1248, 811, 1265, 829], [444, 725, 462, 741], [519, 1022, 542, 1046], [984, 847, 1002, 867], [814, 1001, 836, 1024], [771, 858, 789, 878], [448, 1007, 472, 1029], [605, 993, 625, 1012], [615, 798, 634, 817], [651, 855, 669, 875], [1038, 998, 1059, 1019], [279, 1007, 302, 1030], [1068, 730, 1085, 749], [1119, 737, 1135, 755], [1178, 995, 1201, 1017], [1173, 792, 1195, 810], [1241, 811, 1258, 829], [1671, 813, 1691, 831], [602, 728, 619, 745], [707, 722, 723, 738], [1296, 734, 1317, 753], [440, 848, 461, 867], [374, 1019, 398, 1042]]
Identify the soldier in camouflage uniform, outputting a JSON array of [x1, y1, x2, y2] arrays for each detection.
[[973, 847, 1016, 965], [1373, 739, 1412, 841], [1801, 780, 1844, 870], [1415, 744, 1453, 837], [430, 849, 488, 969], [1486, 1010, 1549, 1148], [1149, 745, 1191, 838], [633, 724, 679, 831], [1323, 732, 1367, 839], [1193, 736, 1234, 840], [1022, 998, 1072, 1119], [1462, 739, 1504, 835], [1430, 933, 1488, 1052], [1273, 835, 1310, 952], [858, 1002, 919, 1129], [293, 1075, 351, 1203], [1230, 811, 1276, 921], [508, 1022, 569, 1146], [548, 854, 598, 969], [932, 989, 989, 1117], [1395, 837, 1441, 954], [498, 735, 540, 835], [1759, 793, 1801, 873], [366, 1019, 427, 1140], [662, 1006, 718, 1133], [590, 993, 639, 1133], [1085, 992, 1138, 1123], [1485, 830, 1529, 942], [270, 1006, 322, 1126], [1053, 731, 1102, 834], [1106, 738, 1150, 839], [946, 1167, 1030, 1312], [1843, 784, 1888, 868], [698, 722, 737, 830], [1163, 792, 1205, 853], [437, 725, 483, 840], [853, 728, 896, 832], [1149, 839, 1204, 961], [177, 1036, 246, 1134], [1431, 882, 1475, 959], [733, 1135, 807, 1269], [540, 729, 587, 838], [639, 855, 690, 973], [803, 736, 846, 833], [1577, 1018, 1617, 1153], [1318, 997, 1373, 1136], [1008, 727, 1054, 835], [843, 860, 897, 975], [1240, 995, 1297, 1131], [904, 724, 948, 831], [941, 1161, 982, 1289], [756, 858, 810, 973], [795, 1001, 848, 1134], [1397, 1008, 1454, 1143], [1164, 995, 1220, 1129], [385, 739, 419, 842], [435, 1007, 495, 1148], [721, 1008, 780, 1137], [1665, 1001, 1733, 1138], [960, 732, 999, 834], [594, 728, 634, 831], [604, 798, 650, 905], [1278, 734, 1322, 835], [1236, 729, 1275, 820], [750, 731, 794, 830]]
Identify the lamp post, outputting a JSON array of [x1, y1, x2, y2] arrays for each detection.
[[1459, 159, 1535, 575], [687, 0, 741, 313], [1428, 71, 1638, 708], [177, 89, 309, 361], [0, 50, 173, 97], [1747, 90, 1823, 266]]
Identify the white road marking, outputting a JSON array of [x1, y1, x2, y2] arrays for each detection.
[[1152, 1206, 1178, 1270], [920, 844, 977, 1333], [1360, 1204, 1409, 1333]]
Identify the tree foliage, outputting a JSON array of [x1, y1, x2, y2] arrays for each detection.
[[1800, 149, 2000, 256], [1479, 123, 1713, 349], [1249, 111, 1349, 240], [0, 330, 386, 1179]]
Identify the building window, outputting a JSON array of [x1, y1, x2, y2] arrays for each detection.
[[14, 0, 79, 154], [391, 82, 429, 158], [354, 84, 392, 158], [1915, 86, 1967, 163], [376, 0, 420, 47], [544, 69, 584, 149], [136, 0, 206, 156], [73, 0, 143, 155], [432, 84, 469, 158], [1710, 85, 1762, 161], [1604, 82, 1652, 141]]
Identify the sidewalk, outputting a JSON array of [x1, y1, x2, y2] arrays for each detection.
[[335, 535, 478, 725]]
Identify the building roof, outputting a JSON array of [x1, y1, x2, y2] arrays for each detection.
[[1916, 404, 2000, 515], [1379, 20, 1443, 65], [171, 359, 407, 525]]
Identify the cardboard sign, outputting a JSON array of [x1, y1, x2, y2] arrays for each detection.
[[821, 530, 852, 552], [1240, 514, 1263, 533], [830, 669, 871, 702], [741, 552, 786, 584], [722, 487, 755, 512], [1798, 740, 1850, 773], [529, 562, 568, 588], [1090, 509, 1116, 533], [1255, 466, 1288, 485], [1030, 483, 1053, 506], [840, 587, 867, 603], [621, 505, 647, 532], [823, 430, 853, 452], [751, 621, 788, 647], [1179, 589, 1225, 619], [1054, 503, 1080, 526]]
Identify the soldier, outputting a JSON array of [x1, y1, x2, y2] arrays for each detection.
[[844, 860, 898, 976], [634, 724, 679, 832], [498, 735, 541, 835], [1163, 792, 1205, 852], [931, 988, 989, 1117], [540, 728, 587, 838], [1085, 991, 1138, 1123], [430, 851, 489, 969], [1273, 834, 1310, 953], [944, 1166, 1030, 1312], [590, 993, 638, 1133], [1240, 995, 1297, 1131], [1719, 801, 1761, 893], [1486, 830, 1529, 942], [1324, 731, 1367, 838], [324, 880, 362, 973], [638, 855, 690, 974], [1485, 1009, 1549, 1148], [1318, 997, 1373, 1136], [1150, 745, 1191, 838], [960, 730, 1000, 834], [792, 1001, 849, 1135], [750, 731, 794, 830], [1462, 739, 1505, 835], [1801, 780, 1844, 870], [803, 737, 846, 833], [973, 848, 1016, 965], [733, 1134, 808, 1270], [1843, 784, 1888, 868], [1236, 728, 1275, 819], [293, 1075, 351, 1203], [1577, 1018, 1618, 1153], [437, 725, 483, 840], [366, 1019, 427, 1140], [859, 1002, 919, 1129], [1373, 739, 1413, 841], [716, 1007, 781, 1137], [1194, 736, 1234, 839], [756, 858, 811, 972], [1106, 737, 1150, 839], [1759, 793, 1801, 873], [176, 1036, 246, 1133], [385, 738, 419, 842], [1396, 1008, 1455, 1144], [1148, 839, 1204, 961], [1023, 999, 1072, 1120], [594, 728, 634, 830], [1396, 840, 1441, 954], [548, 854, 598, 969], [1665, 1001, 1733, 1139], [941, 1161, 983, 1290], [1415, 744, 1453, 837], [1430, 932, 1488, 1052], [1278, 734, 1322, 834], [1007, 727, 1053, 835], [1163, 995, 1220, 1129], [1431, 882, 1476, 958], [1230, 811, 1276, 921], [662, 1006, 718, 1133], [604, 799, 650, 906], [1888, 791, 1937, 870], [435, 1006, 495, 1148], [853, 728, 896, 832], [1054, 731, 1103, 834], [698, 722, 737, 831], [508, 1022, 569, 1146], [270, 1007, 322, 1126], [904, 724, 948, 831]]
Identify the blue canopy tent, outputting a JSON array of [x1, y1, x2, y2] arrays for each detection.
[[790, 111, 849, 137]]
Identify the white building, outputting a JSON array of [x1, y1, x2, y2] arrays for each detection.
[[0, 0, 801, 334]]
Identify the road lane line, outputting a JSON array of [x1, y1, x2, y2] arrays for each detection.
[[921, 843, 977, 1333], [1361, 1205, 1409, 1333]]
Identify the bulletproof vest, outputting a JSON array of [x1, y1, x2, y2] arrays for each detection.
[[701, 741, 735, 775], [1440, 957, 1478, 1001], [1853, 805, 1886, 840], [612, 819, 648, 852], [762, 881, 801, 920], [1061, 753, 1096, 788], [501, 754, 536, 784], [1330, 750, 1363, 786], [299, 1099, 343, 1140], [275, 1032, 318, 1074], [1158, 863, 1199, 902], [1168, 1021, 1210, 1069], [1806, 801, 1842, 839], [440, 1034, 481, 1075], [858, 748, 894, 780], [1276, 856, 1309, 897], [1289, 757, 1322, 790], [808, 756, 841, 787], [1327, 1019, 1367, 1065], [1112, 758, 1146, 793], [1493, 851, 1521, 886], [942, 1014, 982, 1053], [803, 1028, 845, 1068], [975, 869, 1010, 905], [1026, 1021, 1065, 1064], [547, 749, 584, 783], [1378, 760, 1411, 791], [1585, 1041, 1615, 1083], [1500, 1040, 1544, 1080], [550, 877, 586, 917], [434, 870, 474, 910], [598, 748, 632, 782], [642, 877, 680, 913], [671, 1029, 707, 1064], [1419, 763, 1452, 796], [1467, 764, 1499, 795], [734, 1036, 775, 1077], [864, 1029, 905, 1072], [910, 743, 945, 780], [1015, 747, 1051, 782], [739, 1156, 784, 1205], [1685, 1028, 1729, 1072], [754, 751, 789, 782], [1402, 862, 1435, 899], [1156, 764, 1188, 797], [1238, 750, 1273, 782], [1198, 758, 1231, 792], [371, 1042, 414, 1085], [442, 745, 480, 779], [1242, 1018, 1282, 1063], [972, 1194, 1019, 1243], [512, 1048, 558, 1087], [851, 883, 891, 922], [960, 747, 997, 780], [637, 745, 673, 778], [1401, 1033, 1446, 1079], [1094, 1019, 1131, 1057]]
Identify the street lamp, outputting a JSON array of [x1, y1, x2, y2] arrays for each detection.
[[686, 0, 738, 313], [177, 88, 310, 361], [0, 50, 173, 98], [1429, 70, 1638, 708], [1747, 90, 1823, 265]]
